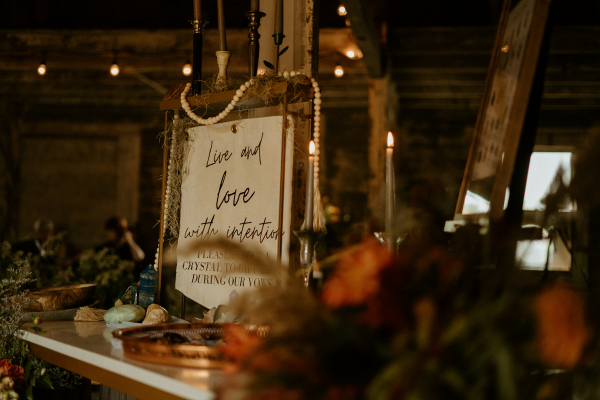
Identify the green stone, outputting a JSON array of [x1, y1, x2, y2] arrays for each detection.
[[103, 304, 146, 323]]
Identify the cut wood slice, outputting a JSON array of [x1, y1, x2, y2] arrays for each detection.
[[24, 284, 97, 312], [20, 299, 101, 323]]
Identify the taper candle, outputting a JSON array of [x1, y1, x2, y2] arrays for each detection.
[[274, 0, 283, 36], [250, 0, 259, 11], [305, 141, 315, 231], [386, 132, 394, 233], [193, 0, 201, 21], [217, 0, 227, 51]]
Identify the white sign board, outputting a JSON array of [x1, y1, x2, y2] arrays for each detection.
[[176, 116, 292, 308]]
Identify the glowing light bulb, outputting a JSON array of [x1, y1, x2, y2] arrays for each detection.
[[334, 65, 344, 78], [337, 4, 347, 16], [37, 63, 46, 76], [309, 141, 315, 155], [387, 131, 394, 148], [110, 64, 120, 76], [182, 63, 192, 76], [346, 50, 355, 58]]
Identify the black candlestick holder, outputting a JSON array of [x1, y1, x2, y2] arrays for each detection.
[[190, 19, 208, 95], [246, 10, 266, 78]]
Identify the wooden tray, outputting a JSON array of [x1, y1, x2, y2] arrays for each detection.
[[112, 323, 268, 369]]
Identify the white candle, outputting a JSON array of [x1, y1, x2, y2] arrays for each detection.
[[305, 141, 315, 231], [193, 0, 201, 21], [386, 132, 394, 233], [274, 0, 283, 36]]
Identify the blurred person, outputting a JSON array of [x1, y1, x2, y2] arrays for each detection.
[[12, 218, 55, 257], [95, 216, 145, 262]]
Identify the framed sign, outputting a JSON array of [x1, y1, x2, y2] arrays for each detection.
[[454, 0, 552, 222], [175, 116, 294, 308]]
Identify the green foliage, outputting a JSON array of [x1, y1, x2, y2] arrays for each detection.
[[78, 248, 135, 309], [0, 237, 136, 397], [0, 257, 81, 397]]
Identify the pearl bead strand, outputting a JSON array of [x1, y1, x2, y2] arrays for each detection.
[[181, 80, 254, 125], [311, 78, 321, 184], [154, 114, 179, 271]]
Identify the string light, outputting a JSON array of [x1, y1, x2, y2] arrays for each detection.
[[334, 65, 344, 78], [345, 50, 363, 59], [110, 63, 120, 76], [37, 53, 46, 76], [182, 62, 192, 76], [337, 4, 347, 16], [110, 52, 120, 76]]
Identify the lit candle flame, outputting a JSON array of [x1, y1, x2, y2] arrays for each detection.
[[387, 132, 394, 148], [309, 141, 315, 155]]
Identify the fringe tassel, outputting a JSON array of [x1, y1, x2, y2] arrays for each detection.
[[313, 184, 327, 233], [301, 181, 327, 234]]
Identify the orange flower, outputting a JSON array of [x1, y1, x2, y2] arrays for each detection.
[[322, 240, 394, 308], [219, 325, 263, 374], [358, 244, 461, 332], [533, 283, 593, 369], [0, 360, 24, 385]]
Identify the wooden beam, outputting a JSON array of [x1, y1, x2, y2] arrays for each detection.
[[343, 0, 383, 78]]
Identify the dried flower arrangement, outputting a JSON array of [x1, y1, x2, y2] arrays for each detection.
[[0, 251, 81, 399], [213, 235, 600, 400]]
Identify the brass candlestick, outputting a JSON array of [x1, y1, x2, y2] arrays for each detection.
[[246, 10, 266, 78]]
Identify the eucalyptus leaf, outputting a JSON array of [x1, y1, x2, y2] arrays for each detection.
[[38, 375, 54, 390], [24, 358, 32, 381], [366, 361, 403, 400]]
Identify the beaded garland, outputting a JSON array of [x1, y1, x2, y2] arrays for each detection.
[[153, 72, 323, 270]]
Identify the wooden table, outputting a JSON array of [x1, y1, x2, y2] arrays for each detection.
[[20, 321, 221, 400]]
